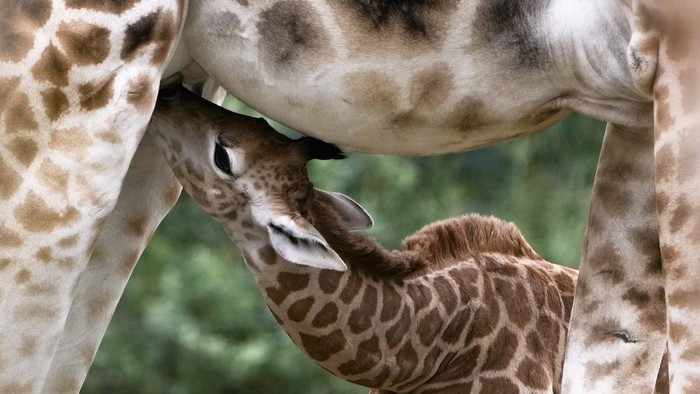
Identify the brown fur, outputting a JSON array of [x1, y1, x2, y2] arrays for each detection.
[[404, 214, 541, 266], [310, 193, 540, 278], [310, 193, 429, 278]]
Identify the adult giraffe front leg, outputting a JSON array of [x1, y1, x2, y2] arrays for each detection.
[[0, 0, 185, 391], [39, 133, 181, 393], [562, 123, 667, 393], [639, 2, 700, 391], [41, 75, 226, 393]]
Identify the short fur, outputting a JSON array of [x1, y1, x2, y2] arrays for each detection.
[[310, 192, 540, 278], [404, 214, 542, 266], [310, 192, 430, 277]]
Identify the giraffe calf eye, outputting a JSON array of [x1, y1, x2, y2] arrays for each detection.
[[214, 142, 233, 175]]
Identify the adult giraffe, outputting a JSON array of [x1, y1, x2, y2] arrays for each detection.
[[0, 0, 693, 393], [165, 0, 674, 391]]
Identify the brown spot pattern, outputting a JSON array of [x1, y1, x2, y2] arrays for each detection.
[[348, 285, 377, 334], [41, 88, 70, 121], [14, 303, 58, 322], [58, 235, 78, 248], [668, 288, 700, 309], [339, 270, 363, 304], [121, 9, 177, 64], [433, 276, 458, 314], [407, 284, 432, 312], [446, 97, 488, 132], [78, 78, 115, 111], [479, 377, 519, 393], [409, 63, 453, 109], [257, 0, 334, 76], [311, 302, 339, 328], [441, 308, 469, 344], [299, 329, 346, 362], [36, 247, 52, 263], [669, 197, 691, 233], [49, 128, 92, 159], [8, 137, 38, 167], [501, 280, 532, 328], [417, 308, 443, 346], [386, 308, 411, 349], [429, 345, 480, 384], [319, 270, 342, 294], [0, 0, 52, 62], [3, 88, 38, 132], [126, 215, 148, 236], [14, 192, 80, 233], [394, 341, 419, 383], [337, 335, 380, 376], [516, 357, 549, 389], [258, 245, 277, 265], [57, 21, 111, 65], [38, 159, 69, 196], [19, 336, 37, 358], [287, 296, 315, 322], [0, 155, 22, 200], [482, 327, 518, 371], [66, 0, 139, 14], [343, 70, 400, 112], [380, 282, 401, 322], [0, 225, 22, 247], [329, 0, 458, 55], [277, 272, 310, 292], [32, 44, 71, 87], [15, 269, 31, 284]]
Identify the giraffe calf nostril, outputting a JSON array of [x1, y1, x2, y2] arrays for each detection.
[[612, 329, 640, 344]]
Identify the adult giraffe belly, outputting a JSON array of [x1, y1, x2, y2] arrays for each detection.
[[182, 0, 570, 155]]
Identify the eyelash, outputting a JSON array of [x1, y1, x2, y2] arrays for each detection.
[[214, 142, 233, 176]]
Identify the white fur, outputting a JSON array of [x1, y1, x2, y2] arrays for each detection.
[[267, 215, 347, 271]]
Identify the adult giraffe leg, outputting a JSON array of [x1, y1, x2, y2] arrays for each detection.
[[652, 15, 700, 392], [562, 124, 667, 393], [41, 79, 226, 393], [0, 2, 186, 389], [39, 133, 181, 393]]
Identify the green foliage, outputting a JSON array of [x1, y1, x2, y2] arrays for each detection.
[[84, 97, 604, 393]]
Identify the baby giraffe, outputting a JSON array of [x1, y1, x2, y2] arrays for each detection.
[[149, 82, 578, 393]]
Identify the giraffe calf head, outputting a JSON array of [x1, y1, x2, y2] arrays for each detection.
[[149, 82, 372, 271]]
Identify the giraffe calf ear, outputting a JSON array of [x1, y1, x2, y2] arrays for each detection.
[[266, 215, 347, 271], [314, 189, 373, 231]]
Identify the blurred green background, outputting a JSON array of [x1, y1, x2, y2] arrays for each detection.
[[84, 97, 605, 393]]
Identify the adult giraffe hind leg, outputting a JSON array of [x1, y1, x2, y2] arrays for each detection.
[[562, 124, 667, 393], [648, 2, 700, 391], [42, 77, 227, 393]]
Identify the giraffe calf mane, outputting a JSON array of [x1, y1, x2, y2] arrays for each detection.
[[402, 214, 542, 267], [310, 195, 431, 278], [311, 193, 541, 277]]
